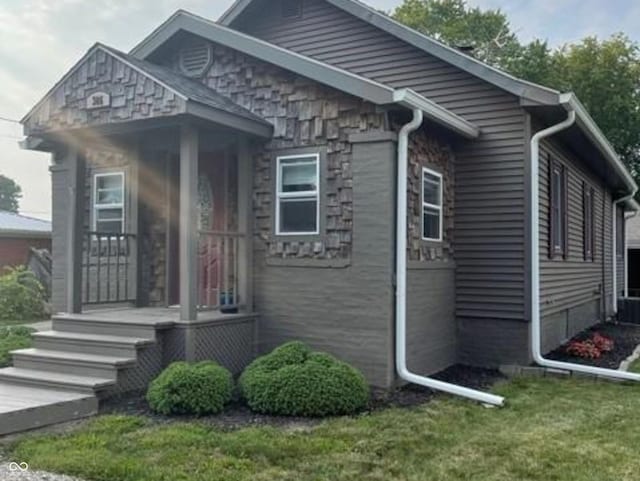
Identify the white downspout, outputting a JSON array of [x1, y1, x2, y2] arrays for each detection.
[[624, 210, 638, 298], [613, 194, 637, 311], [530, 110, 640, 381], [395, 109, 505, 406]]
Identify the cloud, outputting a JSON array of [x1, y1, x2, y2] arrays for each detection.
[[0, 0, 637, 220]]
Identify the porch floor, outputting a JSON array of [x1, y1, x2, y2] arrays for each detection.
[[57, 307, 255, 325]]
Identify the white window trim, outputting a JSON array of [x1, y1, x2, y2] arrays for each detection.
[[275, 153, 320, 236], [421, 167, 443, 242], [92, 171, 125, 233]]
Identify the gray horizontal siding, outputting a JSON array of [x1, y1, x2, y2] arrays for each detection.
[[235, 0, 528, 322], [538, 135, 609, 320], [407, 265, 457, 374]]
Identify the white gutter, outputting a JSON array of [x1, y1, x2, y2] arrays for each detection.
[[395, 109, 505, 406], [530, 110, 640, 381], [613, 193, 638, 308]]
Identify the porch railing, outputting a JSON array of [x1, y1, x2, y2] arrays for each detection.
[[82, 231, 137, 305], [198, 230, 244, 311]]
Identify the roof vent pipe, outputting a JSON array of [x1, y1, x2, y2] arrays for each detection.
[[530, 110, 640, 382], [395, 109, 505, 406]]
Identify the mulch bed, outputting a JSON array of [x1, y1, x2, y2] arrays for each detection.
[[546, 322, 640, 369], [100, 364, 504, 430]]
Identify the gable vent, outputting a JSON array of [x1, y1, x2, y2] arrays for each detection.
[[179, 43, 213, 78], [282, 0, 302, 18]]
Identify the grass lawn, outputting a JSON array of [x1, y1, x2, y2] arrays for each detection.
[[630, 358, 640, 373], [0, 326, 34, 368], [7, 376, 640, 481]]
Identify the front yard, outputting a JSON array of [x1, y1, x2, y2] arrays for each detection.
[[6, 376, 640, 481]]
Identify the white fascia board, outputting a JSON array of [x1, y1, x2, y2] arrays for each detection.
[[560, 92, 637, 195], [393, 89, 480, 139]]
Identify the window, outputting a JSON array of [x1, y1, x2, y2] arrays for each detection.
[[549, 159, 568, 258], [583, 183, 595, 261], [276, 154, 319, 235], [93, 172, 125, 233], [422, 167, 443, 242]]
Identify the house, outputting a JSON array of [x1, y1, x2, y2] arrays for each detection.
[[0, 211, 51, 272], [1, 0, 638, 433]]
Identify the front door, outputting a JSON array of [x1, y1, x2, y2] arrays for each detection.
[[167, 152, 229, 307]]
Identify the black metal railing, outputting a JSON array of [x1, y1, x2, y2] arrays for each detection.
[[82, 231, 137, 305], [198, 230, 243, 311]]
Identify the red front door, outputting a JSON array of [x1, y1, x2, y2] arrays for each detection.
[[197, 153, 229, 308], [167, 151, 230, 307]]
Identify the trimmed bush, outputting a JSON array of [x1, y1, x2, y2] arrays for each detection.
[[239, 341, 370, 417], [0, 267, 48, 322], [146, 361, 233, 416]]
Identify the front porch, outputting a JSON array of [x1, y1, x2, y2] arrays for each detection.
[[68, 123, 256, 321], [20, 44, 273, 322]]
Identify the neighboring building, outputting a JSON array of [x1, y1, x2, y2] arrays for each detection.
[[626, 214, 640, 298], [0, 211, 51, 272], [1, 0, 637, 434]]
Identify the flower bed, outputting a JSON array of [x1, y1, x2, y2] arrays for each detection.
[[547, 323, 640, 369]]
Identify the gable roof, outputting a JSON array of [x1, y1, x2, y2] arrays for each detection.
[[0, 211, 51, 238], [129, 11, 479, 139], [218, 0, 638, 198], [22, 43, 273, 139], [219, 0, 562, 105]]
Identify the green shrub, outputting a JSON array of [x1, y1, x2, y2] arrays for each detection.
[[0, 326, 34, 367], [239, 341, 370, 417], [146, 361, 233, 416], [0, 267, 48, 322]]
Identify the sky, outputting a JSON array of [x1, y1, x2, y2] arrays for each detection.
[[1, 0, 639, 220]]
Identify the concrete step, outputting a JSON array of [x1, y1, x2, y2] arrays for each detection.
[[53, 314, 166, 339], [33, 330, 154, 358], [11, 349, 136, 380], [0, 382, 97, 436], [0, 367, 115, 394]]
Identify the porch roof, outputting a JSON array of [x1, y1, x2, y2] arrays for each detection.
[[21, 43, 273, 143]]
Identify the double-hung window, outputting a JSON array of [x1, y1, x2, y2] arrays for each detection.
[[583, 183, 595, 261], [93, 172, 125, 234], [549, 159, 568, 258], [422, 167, 443, 242], [276, 154, 320, 235]]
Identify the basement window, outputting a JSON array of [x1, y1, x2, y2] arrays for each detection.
[[422, 167, 443, 242], [549, 159, 568, 259], [276, 154, 320, 235], [281, 0, 303, 18], [583, 183, 595, 261], [93, 172, 125, 234]]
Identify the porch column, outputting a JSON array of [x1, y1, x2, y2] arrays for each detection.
[[180, 123, 199, 321], [237, 140, 254, 311], [64, 147, 85, 314]]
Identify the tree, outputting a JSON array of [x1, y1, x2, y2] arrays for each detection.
[[0, 175, 22, 213], [392, 0, 521, 65], [547, 35, 640, 176], [392, 0, 640, 183]]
